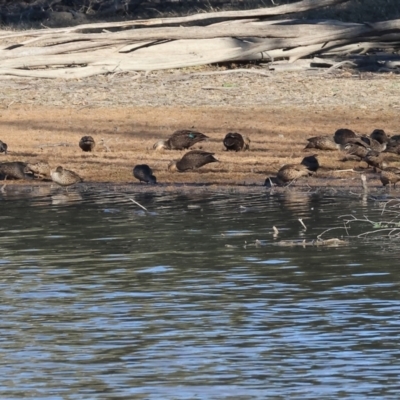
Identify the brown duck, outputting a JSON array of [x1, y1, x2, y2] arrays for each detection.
[[0, 162, 33, 180], [223, 132, 250, 152], [51, 166, 82, 190], [384, 134, 400, 154], [305, 136, 340, 151], [334, 128, 357, 145], [133, 164, 157, 184], [168, 150, 218, 172], [265, 164, 312, 187], [370, 129, 389, 145], [154, 130, 209, 151], [363, 150, 385, 171], [25, 162, 51, 180], [380, 166, 400, 188], [342, 142, 371, 162], [0, 140, 7, 154], [348, 136, 387, 152], [300, 154, 319, 172], [79, 136, 96, 152]]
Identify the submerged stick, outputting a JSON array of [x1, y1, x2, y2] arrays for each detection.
[[298, 218, 307, 230], [360, 174, 368, 192], [129, 198, 148, 211]]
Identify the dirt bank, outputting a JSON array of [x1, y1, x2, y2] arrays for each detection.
[[0, 69, 399, 188]]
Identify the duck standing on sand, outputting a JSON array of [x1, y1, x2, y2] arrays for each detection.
[[305, 136, 340, 151], [265, 164, 313, 187], [154, 130, 209, 150], [0, 161, 32, 180], [133, 164, 157, 184], [363, 150, 385, 171], [51, 166, 82, 190], [380, 166, 400, 188], [0, 140, 7, 154], [168, 150, 218, 172], [223, 132, 250, 151], [79, 136, 96, 152]]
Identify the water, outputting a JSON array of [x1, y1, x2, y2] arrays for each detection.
[[1, 187, 400, 399]]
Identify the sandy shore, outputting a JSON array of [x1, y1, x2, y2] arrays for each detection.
[[0, 68, 399, 188]]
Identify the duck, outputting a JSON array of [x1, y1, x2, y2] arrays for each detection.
[[50, 166, 82, 190], [168, 150, 218, 172], [353, 136, 387, 152], [341, 141, 371, 162], [133, 164, 157, 184], [265, 164, 312, 187], [305, 136, 340, 151], [363, 150, 385, 171], [154, 130, 209, 150], [79, 136, 96, 152], [384, 134, 400, 154], [223, 132, 250, 151], [385, 142, 400, 155], [0, 161, 33, 180], [334, 128, 357, 145], [25, 162, 51, 180], [380, 166, 400, 188], [0, 140, 7, 154], [300, 154, 319, 172], [370, 129, 389, 145]]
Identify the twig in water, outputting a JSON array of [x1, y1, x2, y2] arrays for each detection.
[[317, 226, 347, 240], [273, 226, 279, 238], [129, 198, 148, 212], [298, 218, 307, 231], [360, 174, 368, 192]]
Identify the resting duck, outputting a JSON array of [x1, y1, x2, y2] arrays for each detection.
[[300, 154, 319, 172], [351, 136, 387, 152], [223, 132, 250, 151], [265, 164, 312, 187], [25, 162, 51, 180], [370, 129, 389, 145], [334, 128, 358, 145], [79, 136, 96, 152], [51, 166, 82, 190], [305, 136, 340, 151]]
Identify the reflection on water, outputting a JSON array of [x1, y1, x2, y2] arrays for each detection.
[[1, 187, 400, 399]]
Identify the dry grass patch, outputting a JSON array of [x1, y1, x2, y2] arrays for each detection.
[[0, 104, 399, 188]]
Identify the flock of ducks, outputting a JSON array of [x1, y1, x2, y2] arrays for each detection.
[[0, 130, 250, 189], [299, 128, 400, 188], [1, 127, 400, 189]]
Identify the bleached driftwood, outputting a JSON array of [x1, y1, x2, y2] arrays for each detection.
[[0, 0, 398, 79], [0, 0, 350, 37]]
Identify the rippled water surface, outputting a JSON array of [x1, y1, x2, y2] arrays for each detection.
[[1, 187, 400, 399]]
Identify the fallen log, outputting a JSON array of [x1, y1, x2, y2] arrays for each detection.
[[0, 0, 398, 79]]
